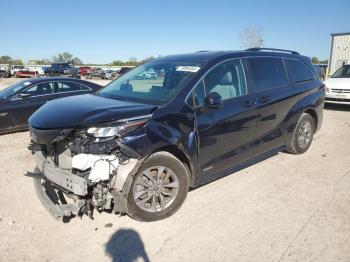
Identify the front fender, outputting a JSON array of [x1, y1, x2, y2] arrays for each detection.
[[119, 108, 199, 183], [120, 118, 196, 160]]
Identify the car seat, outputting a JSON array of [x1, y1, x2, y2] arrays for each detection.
[[210, 71, 237, 100], [36, 83, 52, 95]]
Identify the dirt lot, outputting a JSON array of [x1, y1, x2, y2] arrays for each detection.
[[0, 77, 349, 262]]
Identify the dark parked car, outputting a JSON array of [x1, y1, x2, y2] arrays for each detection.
[[118, 66, 132, 76], [27, 48, 324, 222], [85, 68, 112, 80], [105, 69, 117, 78], [0, 69, 6, 78], [0, 77, 102, 134], [43, 63, 79, 77]]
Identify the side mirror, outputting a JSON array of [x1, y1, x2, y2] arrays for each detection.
[[17, 93, 31, 99], [204, 92, 223, 109]]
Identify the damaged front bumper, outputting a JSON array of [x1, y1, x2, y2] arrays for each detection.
[[32, 174, 85, 220], [34, 151, 88, 196], [28, 127, 143, 221]]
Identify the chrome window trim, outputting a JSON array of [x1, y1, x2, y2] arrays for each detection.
[[55, 81, 92, 94], [13, 80, 91, 99]]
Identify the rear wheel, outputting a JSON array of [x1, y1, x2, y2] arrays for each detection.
[[287, 113, 315, 154], [127, 152, 189, 222]]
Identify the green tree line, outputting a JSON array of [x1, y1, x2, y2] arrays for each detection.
[[0, 56, 24, 65], [4, 52, 327, 67], [312, 57, 328, 64], [1, 52, 156, 66]]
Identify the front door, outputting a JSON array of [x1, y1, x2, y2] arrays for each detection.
[[10, 82, 56, 128], [194, 59, 259, 179], [0, 102, 14, 133]]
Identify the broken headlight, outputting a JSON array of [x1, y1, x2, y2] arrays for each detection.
[[87, 115, 151, 138]]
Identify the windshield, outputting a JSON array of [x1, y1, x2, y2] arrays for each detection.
[[99, 60, 203, 104], [332, 65, 350, 78], [0, 80, 32, 99]]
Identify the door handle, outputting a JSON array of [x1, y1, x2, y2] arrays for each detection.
[[259, 96, 270, 103], [243, 100, 256, 108]]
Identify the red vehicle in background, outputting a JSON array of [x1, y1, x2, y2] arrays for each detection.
[[15, 69, 39, 78], [79, 66, 91, 76]]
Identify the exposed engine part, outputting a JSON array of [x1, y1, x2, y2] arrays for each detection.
[[92, 183, 114, 211], [72, 153, 119, 182]]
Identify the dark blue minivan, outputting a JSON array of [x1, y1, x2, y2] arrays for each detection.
[[28, 48, 324, 221]]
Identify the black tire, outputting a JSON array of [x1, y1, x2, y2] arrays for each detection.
[[287, 113, 315, 154], [127, 151, 189, 222]]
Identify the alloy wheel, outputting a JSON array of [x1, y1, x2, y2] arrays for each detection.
[[132, 166, 179, 213], [297, 120, 312, 148]]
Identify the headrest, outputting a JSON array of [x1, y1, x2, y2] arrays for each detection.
[[220, 71, 233, 85]]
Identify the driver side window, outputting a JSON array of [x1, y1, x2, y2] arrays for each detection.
[[190, 59, 247, 107], [204, 59, 247, 101]]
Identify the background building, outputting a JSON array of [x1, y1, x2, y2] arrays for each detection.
[[328, 32, 350, 75]]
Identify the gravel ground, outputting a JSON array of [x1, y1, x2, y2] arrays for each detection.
[[0, 77, 349, 262]]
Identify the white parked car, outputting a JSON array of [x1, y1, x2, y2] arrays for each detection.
[[324, 64, 350, 104], [35, 67, 45, 76], [10, 65, 25, 76], [135, 69, 158, 80]]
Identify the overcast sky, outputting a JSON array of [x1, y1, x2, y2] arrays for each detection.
[[1, 0, 349, 63]]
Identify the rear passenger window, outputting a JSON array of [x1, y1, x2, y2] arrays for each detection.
[[248, 57, 288, 92], [56, 82, 81, 92], [80, 84, 92, 91], [287, 59, 315, 83]]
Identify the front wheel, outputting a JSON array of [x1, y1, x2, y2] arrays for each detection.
[[287, 113, 315, 154], [127, 152, 189, 222]]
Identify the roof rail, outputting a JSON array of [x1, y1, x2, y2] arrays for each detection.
[[245, 47, 300, 55]]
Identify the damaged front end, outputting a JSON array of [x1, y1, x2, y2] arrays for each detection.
[[27, 117, 149, 222]]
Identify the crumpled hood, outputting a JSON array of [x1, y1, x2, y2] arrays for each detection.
[[324, 78, 350, 90], [29, 94, 156, 129]]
